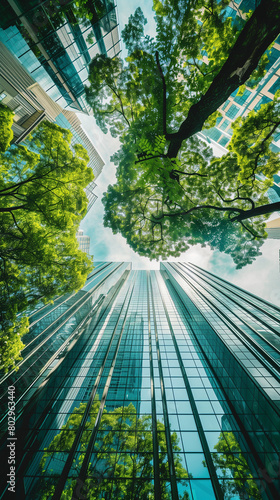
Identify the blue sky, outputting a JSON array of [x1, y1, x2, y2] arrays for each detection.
[[78, 1, 280, 305]]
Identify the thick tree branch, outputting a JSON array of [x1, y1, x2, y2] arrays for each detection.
[[152, 201, 280, 223], [0, 205, 27, 213], [231, 201, 280, 221], [167, 0, 280, 158]]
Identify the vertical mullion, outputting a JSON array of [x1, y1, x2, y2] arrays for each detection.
[[51, 272, 132, 500]]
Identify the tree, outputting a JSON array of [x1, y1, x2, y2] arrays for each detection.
[[0, 121, 94, 372], [211, 431, 262, 499], [39, 400, 189, 499], [85, 0, 280, 264], [102, 95, 280, 267], [0, 103, 14, 152]]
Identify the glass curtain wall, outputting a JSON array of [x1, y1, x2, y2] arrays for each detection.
[[0, 263, 279, 499], [0, 0, 120, 113]]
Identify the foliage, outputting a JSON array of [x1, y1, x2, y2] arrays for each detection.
[[85, 0, 280, 265], [103, 97, 280, 267], [0, 121, 94, 371], [0, 103, 14, 152], [229, 91, 280, 183], [212, 431, 262, 499], [0, 316, 28, 373], [39, 400, 189, 499]]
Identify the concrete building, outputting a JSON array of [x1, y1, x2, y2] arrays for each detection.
[[265, 217, 280, 239]]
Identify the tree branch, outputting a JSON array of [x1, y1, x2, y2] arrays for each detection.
[[167, 0, 280, 158]]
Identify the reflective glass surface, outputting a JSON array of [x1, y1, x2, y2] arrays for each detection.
[[0, 263, 279, 499]]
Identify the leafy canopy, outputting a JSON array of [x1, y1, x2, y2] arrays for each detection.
[[0, 121, 94, 372], [0, 103, 14, 152], [85, 0, 280, 265], [103, 96, 280, 268]]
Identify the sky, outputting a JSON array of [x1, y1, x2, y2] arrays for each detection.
[[78, 0, 280, 306]]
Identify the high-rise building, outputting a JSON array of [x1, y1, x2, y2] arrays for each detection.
[[0, 262, 279, 499], [0, 40, 51, 143], [76, 229, 91, 255], [54, 109, 104, 211], [0, 0, 120, 114]]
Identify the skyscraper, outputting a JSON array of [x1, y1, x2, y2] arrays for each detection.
[[0, 262, 279, 499], [0, 0, 120, 114], [76, 229, 91, 255]]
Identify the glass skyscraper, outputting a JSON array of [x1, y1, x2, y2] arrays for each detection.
[[76, 229, 91, 255], [0, 0, 120, 114], [0, 262, 279, 499]]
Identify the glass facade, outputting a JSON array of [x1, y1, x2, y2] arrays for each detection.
[[0, 262, 279, 499], [76, 229, 91, 255], [0, 0, 120, 114]]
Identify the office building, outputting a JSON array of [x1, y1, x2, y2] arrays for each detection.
[[0, 0, 120, 114], [0, 40, 49, 143], [0, 262, 279, 499], [76, 229, 91, 255], [54, 109, 104, 211]]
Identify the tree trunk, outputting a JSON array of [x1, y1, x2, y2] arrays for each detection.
[[232, 202, 280, 221], [167, 0, 280, 158]]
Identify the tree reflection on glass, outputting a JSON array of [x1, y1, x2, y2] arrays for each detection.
[[39, 398, 189, 499], [211, 431, 262, 500]]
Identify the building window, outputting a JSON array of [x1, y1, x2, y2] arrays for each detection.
[[266, 47, 280, 70], [268, 78, 280, 95], [226, 104, 240, 119], [219, 135, 230, 148], [255, 95, 272, 111], [219, 119, 231, 131], [231, 88, 252, 106]]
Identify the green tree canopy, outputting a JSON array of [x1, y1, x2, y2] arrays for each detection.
[[0, 121, 94, 372], [102, 96, 280, 267], [0, 103, 14, 152], [85, 0, 280, 264], [39, 400, 189, 499]]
